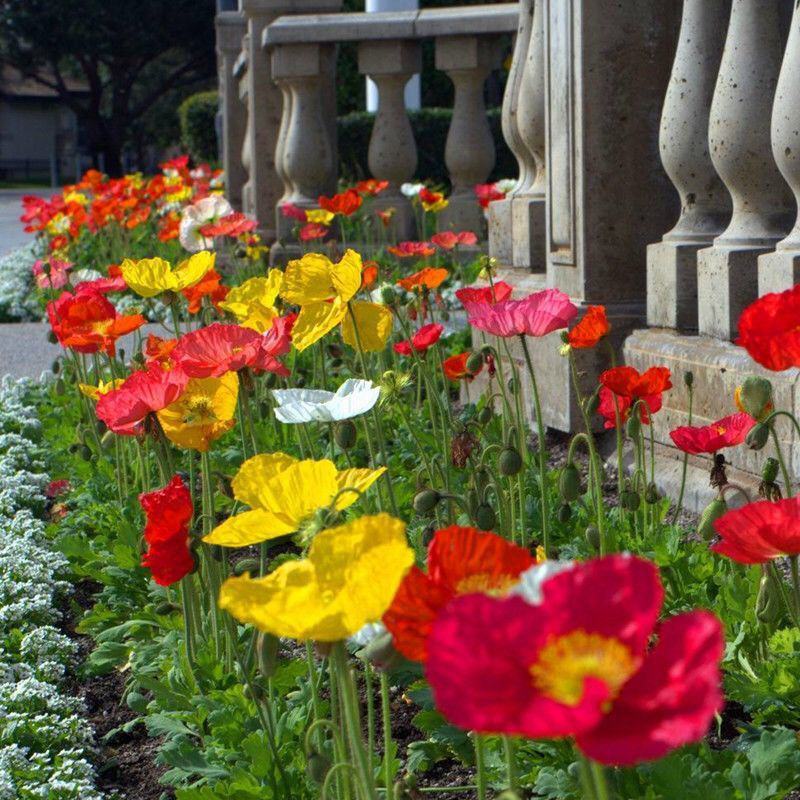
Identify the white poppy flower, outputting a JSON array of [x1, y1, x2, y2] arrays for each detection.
[[348, 621, 387, 648], [400, 182, 425, 198], [510, 560, 575, 605], [272, 378, 380, 424], [494, 178, 518, 194], [179, 195, 233, 252]]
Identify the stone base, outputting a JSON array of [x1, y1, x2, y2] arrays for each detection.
[[269, 240, 487, 265], [440, 192, 488, 237], [373, 194, 416, 240], [511, 196, 546, 271], [758, 248, 800, 296], [646, 240, 705, 331], [624, 327, 800, 490], [696, 245, 766, 339], [487, 198, 513, 265]]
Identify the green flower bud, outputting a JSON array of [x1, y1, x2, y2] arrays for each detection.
[[334, 420, 357, 450], [421, 524, 436, 548], [738, 376, 773, 420], [51, 359, 60, 375], [684, 370, 694, 388], [154, 601, 178, 616], [645, 482, 660, 505], [762, 457, 780, 484], [498, 446, 523, 476], [233, 557, 260, 577], [126, 691, 148, 713], [257, 632, 280, 680], [559, 462, 581, 502], [381, 285, 397, 305], [625, 412, 641, 440], [466, 351, 484, 374], [413, 489, 441, 515], [756, 570, 782, 625], [477, 405, 494, 425], [585, 524, 601, 551], [474, 502, 496, 531], [621, 488, 641, 512], [557, 503, 572, 524], [47, 330, 58, 345], [54, 378, 66, 396], [358, 630, 405, 671], [583, 391, 600, 416], [306, 751, 331, 784], [746, 422, 770, 451], [697, 497, 727, 541], [79, 444, 93, 461]]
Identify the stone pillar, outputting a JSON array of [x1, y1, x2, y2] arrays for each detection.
[[510, 0, 546, 271], [435, 35, 503, 234], [236, 49, 254, 216], [646, 0, 732, 332], [358, 40, 422, 239], [216, 11, 248, 211], [759, 3, 800, 296], [696, 0, 793, 340], [240, 0, 341, 241], [488, 0, 534, 265], [271, 42, 337, 221]]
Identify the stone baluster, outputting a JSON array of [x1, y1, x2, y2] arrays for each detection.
[[216, 11, 248, 211], [235, 48, 254, 217], [697, 0, 793, 340], [435, 35, 503, 234], [488, 0, 534, 264], [358, 40, 422, 239], [511, 0, 546, 271], [273, 78, 297, 238], [271, 43, 337, 216], [759, 3, 800, 295], [646, 0, 732, 332]]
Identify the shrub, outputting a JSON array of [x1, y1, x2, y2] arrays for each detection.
[[179, 90, 219, 164]]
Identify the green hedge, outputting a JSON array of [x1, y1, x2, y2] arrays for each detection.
[[337, 107, 516, 187], [179, 90, 219, 164]]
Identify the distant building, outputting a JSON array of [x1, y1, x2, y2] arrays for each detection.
[[0, 66, 89, 185]]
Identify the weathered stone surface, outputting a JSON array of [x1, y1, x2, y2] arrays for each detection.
[[646, 241, 702, 332]]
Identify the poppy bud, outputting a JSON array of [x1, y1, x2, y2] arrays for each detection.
[[126, 691, 148, 713], [51, 359, 60, 374], [334, 420, 357, 450], [330, 357, 343, 370], [466, 351, 484, 375], [54, 378, 66, 396], [265, 372, 279, 389], [621, 488, 640, 512], [477, 405, 494, 425], [697, 497, 727, 541], [413, 489, 441, 515], [358, 630, 405, 671], [498, 446, 523, 476], [557, 503, 572, 523], [496, 793, 524, 800], [625, 413, 641, 440], [507, 377, 517, 393], [209, 544, 225, 562], [100, 430, 115, 451], [585, 524, 601, 551], [746, 422, 770, 451], [645, 482, 660, 505], [79, 444, 93, 461], [257, 632, 280, 679], [381, 285, 397, 305], [559, 462, 581, 502], [47, 331, 58, 344], [130, 352, 146, 369], [467, 489, 480, 517], [306, 751, 331, 784], [474, 502, 496, 531], [762, 457, 780, 484], [684, 370, 694, 388], [96, 419, 107, 436], [583, 391, 600, 416], [738, 376, 773, 421], [243, 681, 266, 702], [154, 601, 179, 616], [421, 524, 436, 548], [755, 570, 782, 625], [233, 557, 260, 577], [216, 473, 234, 499]]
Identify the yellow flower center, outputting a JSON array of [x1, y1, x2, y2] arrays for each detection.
[[529, 630, 637, 707], [90, 320, 112, 335], [715, 425, 726, 435], [456, 573, 518, 597], [183, 396, 217, 425]]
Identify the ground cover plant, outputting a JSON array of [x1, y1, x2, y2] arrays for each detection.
[[12, 163, 800, 798]]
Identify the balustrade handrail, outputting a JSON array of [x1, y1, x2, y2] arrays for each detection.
[[262, 4, 518, 48]]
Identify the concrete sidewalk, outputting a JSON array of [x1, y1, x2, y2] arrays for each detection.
[[0, 188, 52, 257]]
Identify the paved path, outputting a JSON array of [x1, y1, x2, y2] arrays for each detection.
[[0, 322, 170, 381], [0, 188, 53, 256]]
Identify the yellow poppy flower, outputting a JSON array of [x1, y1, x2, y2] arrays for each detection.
[[218, 513, 413, 641], [281, 250, 393, 352], [219, 270, 283, 332], [121, 251, 215, 298], [203, 452, 385, 547], [422, 198, 448, 213], [305, 208, 335, 226], [78, 378, 124, 401], [157, 371, 238, 451]]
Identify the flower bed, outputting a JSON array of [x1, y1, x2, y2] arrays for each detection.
[[12, 164, 800, 799]]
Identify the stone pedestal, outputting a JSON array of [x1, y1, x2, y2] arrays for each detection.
[[216, 12, 248, 211], [759, 250, 800, 296], [647, 242, 705, 332]]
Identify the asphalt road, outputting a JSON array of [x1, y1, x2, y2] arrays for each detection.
[[0, 188, 52, 256]]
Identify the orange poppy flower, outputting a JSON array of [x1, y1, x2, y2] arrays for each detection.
[[377, 209, 395, 228], [361, 261, 379, 290], [145, 334, 180, 371], [383, 526, 535, 663], [397, 267, 449, 292], [388, 241, 436, 259], [125, 205, 151, 230], [431, 231, 478, 250], [443, 352, 481, 381], [566, 305, 610, 349], [356, 179, 389, 196], [319, 188, 363, 216], [182, 268, 229, 314], [299, 222, 329, 241], [158, 213, 180, 242]]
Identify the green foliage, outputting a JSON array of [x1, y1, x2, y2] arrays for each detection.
[[337, 107, 517, 186], [180, 91, 220, 164]]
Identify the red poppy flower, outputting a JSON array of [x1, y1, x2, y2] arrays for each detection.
[[455, 281, 514, 306], [596, 387, 656, 430], [200, 211, 257, 238], [712, 495, 800, 563], [474, 183, 505, 208], [139, 475, 195, 586], [426, 555, 723, 765], [361, 261, 379, 290], [567, 305, 610, 349], [383, 526, 535, 663], [250, 315, 293, 376], [144, 334, 179, 371], [46, 290, 145, 356], [46, 479, 71, 499], [125, 205, 150, 230], [599, 366, 672, 419], [75, 264, 127, 295], [670, 412, 756, 455], [388, 241, 436, 258], [443, 352, 481, 381], [182, 268, 229, 314], [736, 284, 800, 371], [172, 323, 265, 378], [397, 267, 449, 292], [431, 231, 478, 250], [356, 179, 389, 196], [96, 367, 188, 435], [319, 188, 363, 216], [394, 323, 444, 356], [377, 209, 395, 228], [299, 222, 329, 241], [280, 202, 308, 222]]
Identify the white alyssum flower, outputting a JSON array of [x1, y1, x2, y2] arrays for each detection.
[[272, 379, 381, 424], [494, 178, 518, 194], [0, 243, 44, 322], [400, 182, 425, 198], [179, 194, 233, 252]]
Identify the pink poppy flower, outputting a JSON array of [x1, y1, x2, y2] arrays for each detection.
[[670, 412, 756, 455], [431, 231, 478, 250], [33, 259, 72, 289], [465, 288, 577, 338]]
